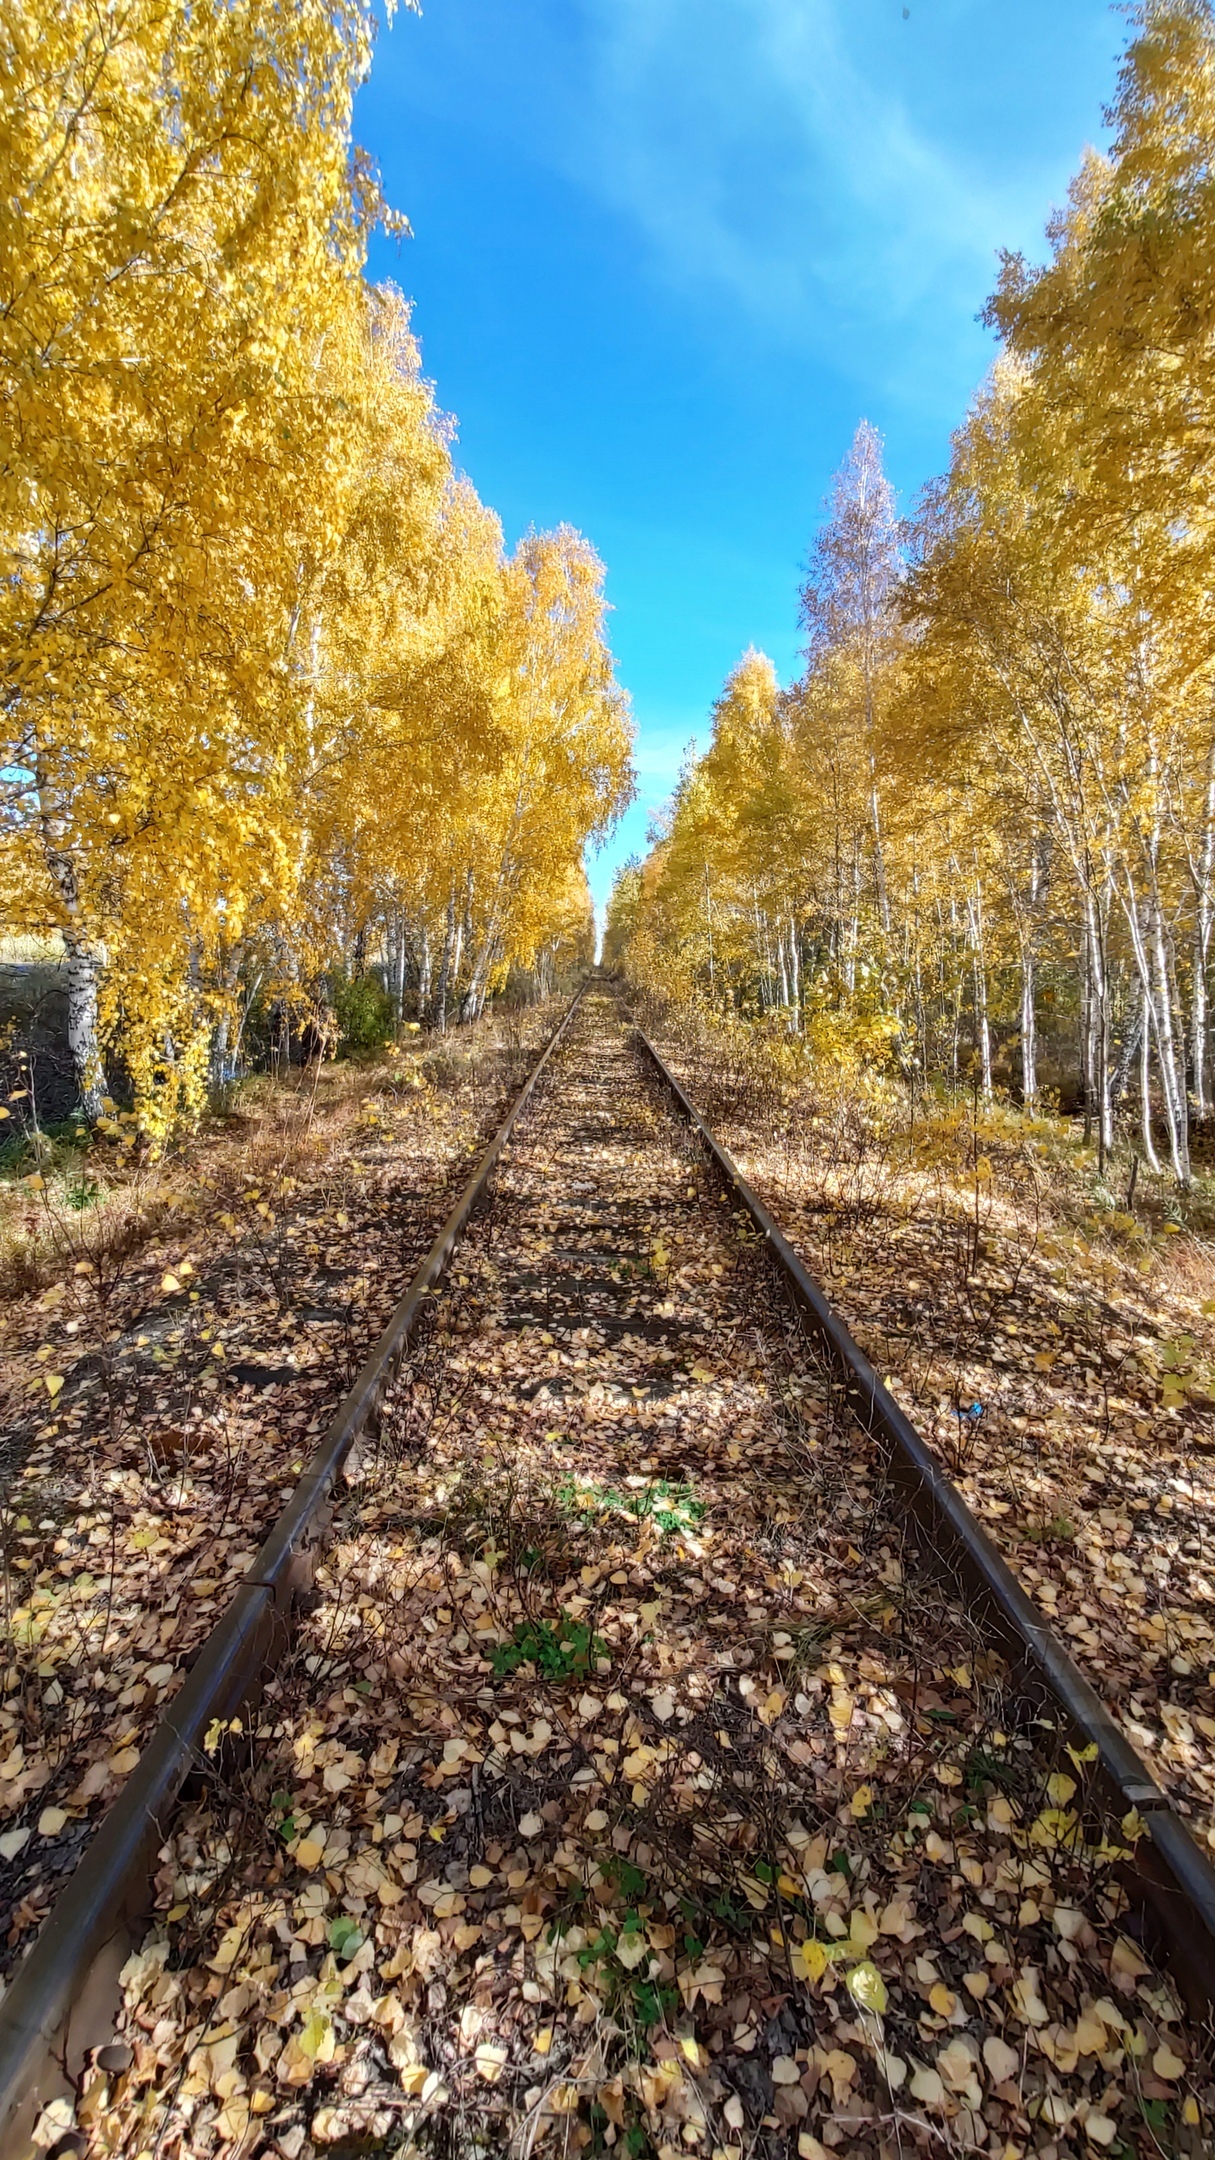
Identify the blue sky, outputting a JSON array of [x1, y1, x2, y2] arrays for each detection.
[[357, 0, 1121, 925]]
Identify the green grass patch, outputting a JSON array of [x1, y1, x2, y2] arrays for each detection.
[[490, 1610, 607, 1681], [557, 1475, 706, 1538]]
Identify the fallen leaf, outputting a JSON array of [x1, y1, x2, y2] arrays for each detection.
[[983, 2035, 1019, 2083], [909, 2064, 945, 2107], [846, 1960, 887, 2015]]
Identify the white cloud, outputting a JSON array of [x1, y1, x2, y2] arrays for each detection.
[[551, 0, 1075, 397], [375, 0, 1110, 409]]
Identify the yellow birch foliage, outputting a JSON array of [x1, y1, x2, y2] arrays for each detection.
[[1, 0, 633, 1128]]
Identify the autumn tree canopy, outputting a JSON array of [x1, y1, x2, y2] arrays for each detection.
[[608, 0, 1215, 1186], [1, 0, 632, 1132]]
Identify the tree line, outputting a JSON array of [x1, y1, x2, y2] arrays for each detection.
[[607, 0, 1215, 1187], [1, 0, 633, 1135]]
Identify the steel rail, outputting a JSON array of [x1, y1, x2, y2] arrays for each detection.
[[0, 982, 588, 2156], [634, 1023, 1215, 2017]]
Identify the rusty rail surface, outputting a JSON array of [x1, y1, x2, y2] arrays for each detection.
[[633, 1023, 1215, 2017], [0, 983, 587, 2155]]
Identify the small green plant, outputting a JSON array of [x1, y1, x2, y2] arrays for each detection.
[[490, 1610, 607, 1681], [963, 1744, 1016, 1795], [557, 1476, 706, 1539], [42, 1117, 92, 1149], [627, 1975, 677, 2031], [331, 969, 396, 1057], [1024, 1511, 1076, 1545], [1, 1117, 93, 1180], [1158, 1332, 1210, 1411], [0, 1130, 31, 1175], [271, 1790, 297, 1842], [327, 1914, 363, 1959], [602, 1857, 648, 1902]]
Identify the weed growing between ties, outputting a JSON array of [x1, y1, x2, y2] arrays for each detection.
[[71, 1000, 1212, 2160]]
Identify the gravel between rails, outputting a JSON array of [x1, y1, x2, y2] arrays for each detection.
[[65, 991, 1211, 2159]]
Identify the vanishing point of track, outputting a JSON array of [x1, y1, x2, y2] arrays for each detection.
[[2, 979, 1214, 2155]]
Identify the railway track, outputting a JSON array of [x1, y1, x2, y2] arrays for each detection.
[[2, 981, 1214, 2158]]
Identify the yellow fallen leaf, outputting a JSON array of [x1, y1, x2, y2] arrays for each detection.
[[828, 1689, 854, 1731], [44, 1374, 64, 1398], [1153, 2043, 1186, 2081], [1011, 1966, 1048, 2027], [928, 1983, 956, 2018], [474, 2042, 508, 2083], [37, 1807, 67, 1838], [295, 1836, 325, 1870], [533, 2029, 553, 2057], [849, 1783, 874, 1820], [848, 1907, 878, 1952], [1030, 1806, 1079, 1850], [937, 2037, 982, 2096], [298, 2010, 334, 2063], [983, 2035, 1019, 2084], [794, 1938, 828, 1983], [1075, 2008, 1108, 2056], [615, 1931, 648, 1971], [846, 1961, 887, 2015]]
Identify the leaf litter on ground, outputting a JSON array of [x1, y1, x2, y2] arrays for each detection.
[[0, 1005, 560, 1972], [66, 992, 1212, 2159], [648, 1005, 1215, 1864]]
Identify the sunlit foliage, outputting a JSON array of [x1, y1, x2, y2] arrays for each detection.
[[608, 0, 1215, 1186], [1, 0, 632, 1134]]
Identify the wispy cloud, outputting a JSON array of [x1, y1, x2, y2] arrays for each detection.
[[372, 0, 1111, 410], [548, 0, 1085, 398]]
